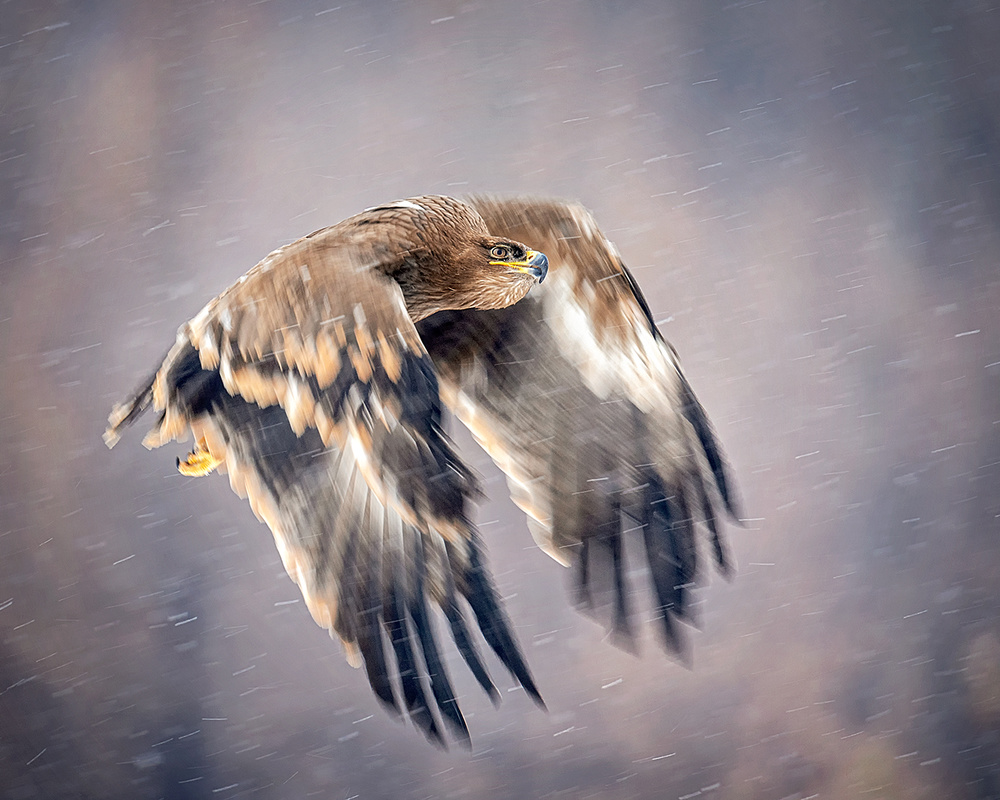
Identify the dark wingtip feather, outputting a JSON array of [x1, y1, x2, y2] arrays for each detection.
[[408, 534, 471, 747], [643, 482, 703, 661], [356, 601, 399, 718], [652, 602, 683, 654], [338, 526, 401, 719], [440, 544, 502, 706], [699, 482, 735, 581], [424, 720, 447, 750], [574, 534, 638, 652], [609, 531, 635, 644], [677, 371, 741, 521], [383, 574, 441, 746], [572, 539, 593, 612], [442, 595, 502, 707], [607, 619, 639, 657], [463, 542, 545, 708]]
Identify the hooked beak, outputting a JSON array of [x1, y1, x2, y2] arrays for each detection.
[[521, 250, 549, 283], [490, 248, 549, 283]]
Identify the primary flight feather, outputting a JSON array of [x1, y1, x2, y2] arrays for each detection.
[[105, 194, 737, 747]]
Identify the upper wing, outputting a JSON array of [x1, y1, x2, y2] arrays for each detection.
[[106, 226, 541, 747], [416, 196, 739, 655]]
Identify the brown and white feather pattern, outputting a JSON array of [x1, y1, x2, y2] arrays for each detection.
[[418, 195, 738, 655], [106, 196, 543, 748]]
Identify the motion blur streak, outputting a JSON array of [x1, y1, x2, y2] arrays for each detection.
[[2, 1, 999, 798]]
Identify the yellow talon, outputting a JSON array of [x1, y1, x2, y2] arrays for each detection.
[[177, 438, 222, 477]]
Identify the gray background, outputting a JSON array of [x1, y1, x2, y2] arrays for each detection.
[[3, 1, 1000, 798]]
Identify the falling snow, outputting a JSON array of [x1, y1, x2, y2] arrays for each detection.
[[2, 1, 1000, 799]]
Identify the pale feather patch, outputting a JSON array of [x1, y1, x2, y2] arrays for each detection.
[[449, 388, 561, 560], [365, 199, 426, 213], [433, 518, 473, 548], [283, 376, 318, 436], [348, 344, 373, 383], [227, 455, 249, 499], [376, 330, 402, 383], [230, 366, 282, 408], [332, 320, 348, 348], [187, 305, 221, 370], [568, 203, 601, 240], [314, 403, 336, 445], [343, 642, 362, 669], [314, 333, 342, 388], [281, 326, 307, 374], [541, 265, 683, 415], [542, 268, 694, 495], [397, 324, 423, 353], [342, 413, 421, 528], [142, 401, 190, 449], [256, 443, 364, 649]]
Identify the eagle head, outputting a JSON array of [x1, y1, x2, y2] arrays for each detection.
[[451, 235, 549, 311], [375, 196, 548, 320]]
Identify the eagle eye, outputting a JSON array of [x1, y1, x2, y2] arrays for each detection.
[[490, 245, 510, 260]]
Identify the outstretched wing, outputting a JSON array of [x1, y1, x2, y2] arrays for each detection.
[[106, 224, 541, 747], [417, 196, 739, 656]]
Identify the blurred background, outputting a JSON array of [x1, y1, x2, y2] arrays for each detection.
[[2, 1, 1000, 797]]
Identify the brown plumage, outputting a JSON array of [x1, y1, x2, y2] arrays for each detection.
[[105, 194, 738, 748]]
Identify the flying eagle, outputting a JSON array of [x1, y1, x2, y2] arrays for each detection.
[[105, 195, 738, 747]]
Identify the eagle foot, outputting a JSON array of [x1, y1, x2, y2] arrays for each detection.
[[177, 438, 222, 477]]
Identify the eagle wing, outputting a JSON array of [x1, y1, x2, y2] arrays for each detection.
[[417, 196, 739, 655], [106, 222, 541, 747]]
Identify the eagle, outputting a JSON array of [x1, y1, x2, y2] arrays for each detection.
[[105, 195, 738, 747]]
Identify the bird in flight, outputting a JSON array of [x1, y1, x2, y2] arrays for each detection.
[[105, 194, 738, 747]]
